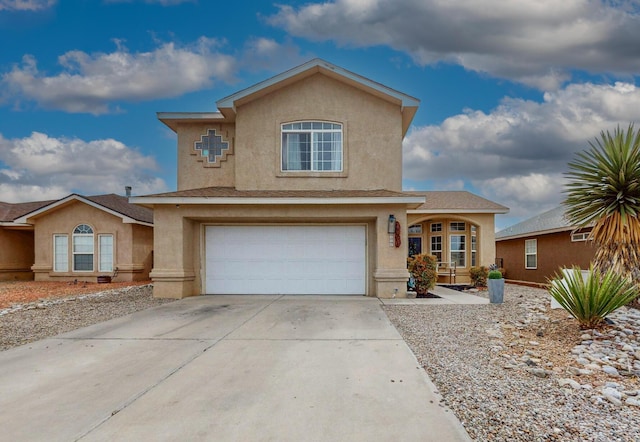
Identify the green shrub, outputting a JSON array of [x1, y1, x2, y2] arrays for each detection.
[[548, 266, 638, 329], [488, 270, 503, 279], [469, 266, 488, 287], [407, 253, 438, 295]]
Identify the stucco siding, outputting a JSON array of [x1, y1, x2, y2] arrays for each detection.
[[496, 231, 596, 284], [31, 201, 152, 282], [233, 73, 403, 192], [0, 229, 35, 281], [150, 203, 410, 299], [177, 123, 236, 190]]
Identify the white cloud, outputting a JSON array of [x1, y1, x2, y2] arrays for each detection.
[[0, 132, 167, 203], [1, 38, 237, 114], [0, 0, 55, 11], [268, 0, 640, 89], [240, 37, 309, 73], [403, 81, 640, 223]]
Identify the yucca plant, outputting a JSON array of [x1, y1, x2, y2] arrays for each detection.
[[548, 266, 637, 329], [564, 124, 640, 294]]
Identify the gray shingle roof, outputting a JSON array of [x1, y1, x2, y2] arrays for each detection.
[[1, 194, 152, 225], [0, 200, 56, 222], [140, 187, 417, 199], [406, 191, 509, 213], [496, 206, 572, 240]]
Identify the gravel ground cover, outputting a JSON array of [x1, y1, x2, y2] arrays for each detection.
[[0, 283, 174, 351], [384, 284, 640, 442]]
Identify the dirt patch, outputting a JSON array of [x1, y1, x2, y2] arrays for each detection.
[[0, 280, 151, 309]]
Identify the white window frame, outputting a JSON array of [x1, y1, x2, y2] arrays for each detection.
[[450, 234, 466, 268], [571, 232, 590, 242], [73, 224, 94, 272], [53, 234, 68, 272], [430, 222, 442, 233], [98, 234, 114, 273], [430, 235, 443, 264], [471, 226, 477, 267], [450, 222, 466, 232], [281, 121, 343, 172], [525, 239, 537, 269]]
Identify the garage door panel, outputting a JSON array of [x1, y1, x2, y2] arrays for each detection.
[[205, 226, 365, 295]]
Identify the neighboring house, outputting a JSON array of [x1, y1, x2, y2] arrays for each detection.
[[2, 193, 154, 282], [133, 59, 507, 298], [495, 206, 595, 284], [0, 200, 54, 281], [406, 191, 509, 284]]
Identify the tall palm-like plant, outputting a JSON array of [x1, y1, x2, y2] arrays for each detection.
[[564, 124, 640, 284]]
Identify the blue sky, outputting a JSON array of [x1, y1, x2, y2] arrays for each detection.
[[1, 0, 640, 229]]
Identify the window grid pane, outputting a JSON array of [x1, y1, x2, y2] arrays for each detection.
[[54, 235, 68, 272], [450, 235, 466, 267], [282, 122, 342, 172], [99, 235, 113, 272], [450, 222, 466, 231]]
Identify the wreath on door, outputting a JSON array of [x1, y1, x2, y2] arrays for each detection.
[[394, 220, 401, 248]]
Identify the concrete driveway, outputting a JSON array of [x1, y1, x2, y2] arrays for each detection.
[[0, 295, 470, 441]]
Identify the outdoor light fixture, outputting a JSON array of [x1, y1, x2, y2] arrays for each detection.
[[388, 215, 396, 234]]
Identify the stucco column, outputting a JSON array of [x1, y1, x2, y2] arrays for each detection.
[[373, 208, 410, 298], [149, 206, 196, 298]]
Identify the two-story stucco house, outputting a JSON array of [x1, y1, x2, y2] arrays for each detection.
[[132, 59, 506, 298]]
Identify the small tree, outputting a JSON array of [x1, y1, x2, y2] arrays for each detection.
[[407, 253, 438, 295], [564, 124, 640, 290]]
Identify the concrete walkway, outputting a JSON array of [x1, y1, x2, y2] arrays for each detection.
[[379, 285, 490, 305], [0, 295, 471, 441]]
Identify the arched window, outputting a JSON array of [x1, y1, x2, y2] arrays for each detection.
[[73, 224, 94, 271]]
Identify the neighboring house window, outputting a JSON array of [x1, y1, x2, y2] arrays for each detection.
[[450, 235, 466, 267], [450, 222, 466, 232], [471, 225, 477, 267], [99, 234, 114, 272], [73, 224, 94, 271], [430, 236, 442, 263], [571, 232, 590, 242], [525, 239, 537, 269], [281, 122, 342, 171], [53, 235, 68, 272]]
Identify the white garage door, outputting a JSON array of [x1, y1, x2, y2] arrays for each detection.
[[205, 225, 366, 295]]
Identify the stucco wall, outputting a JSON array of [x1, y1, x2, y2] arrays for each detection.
[[150, 203, 410, 299], [177, 123, 236, 190], [176, 73, 404, 193], [0, 228, 35, 281], [30, 201, 153, 282], [496, 231, 596, 284]]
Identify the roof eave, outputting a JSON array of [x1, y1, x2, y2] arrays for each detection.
[[216, 59, 420, 119], [157, 112, 227, 132], [408, 208, 510, 215], [14, 194, 152, 226], [496, 226, 578, 241], [130, 196, 425, 208]]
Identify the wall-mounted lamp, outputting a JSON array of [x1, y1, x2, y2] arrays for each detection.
[[388, 215, 396, 234]]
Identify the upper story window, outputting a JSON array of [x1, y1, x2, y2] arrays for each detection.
[[281, 122, 342, 172], [450, 222, 466, 231], [430, 222, 442, 232]]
